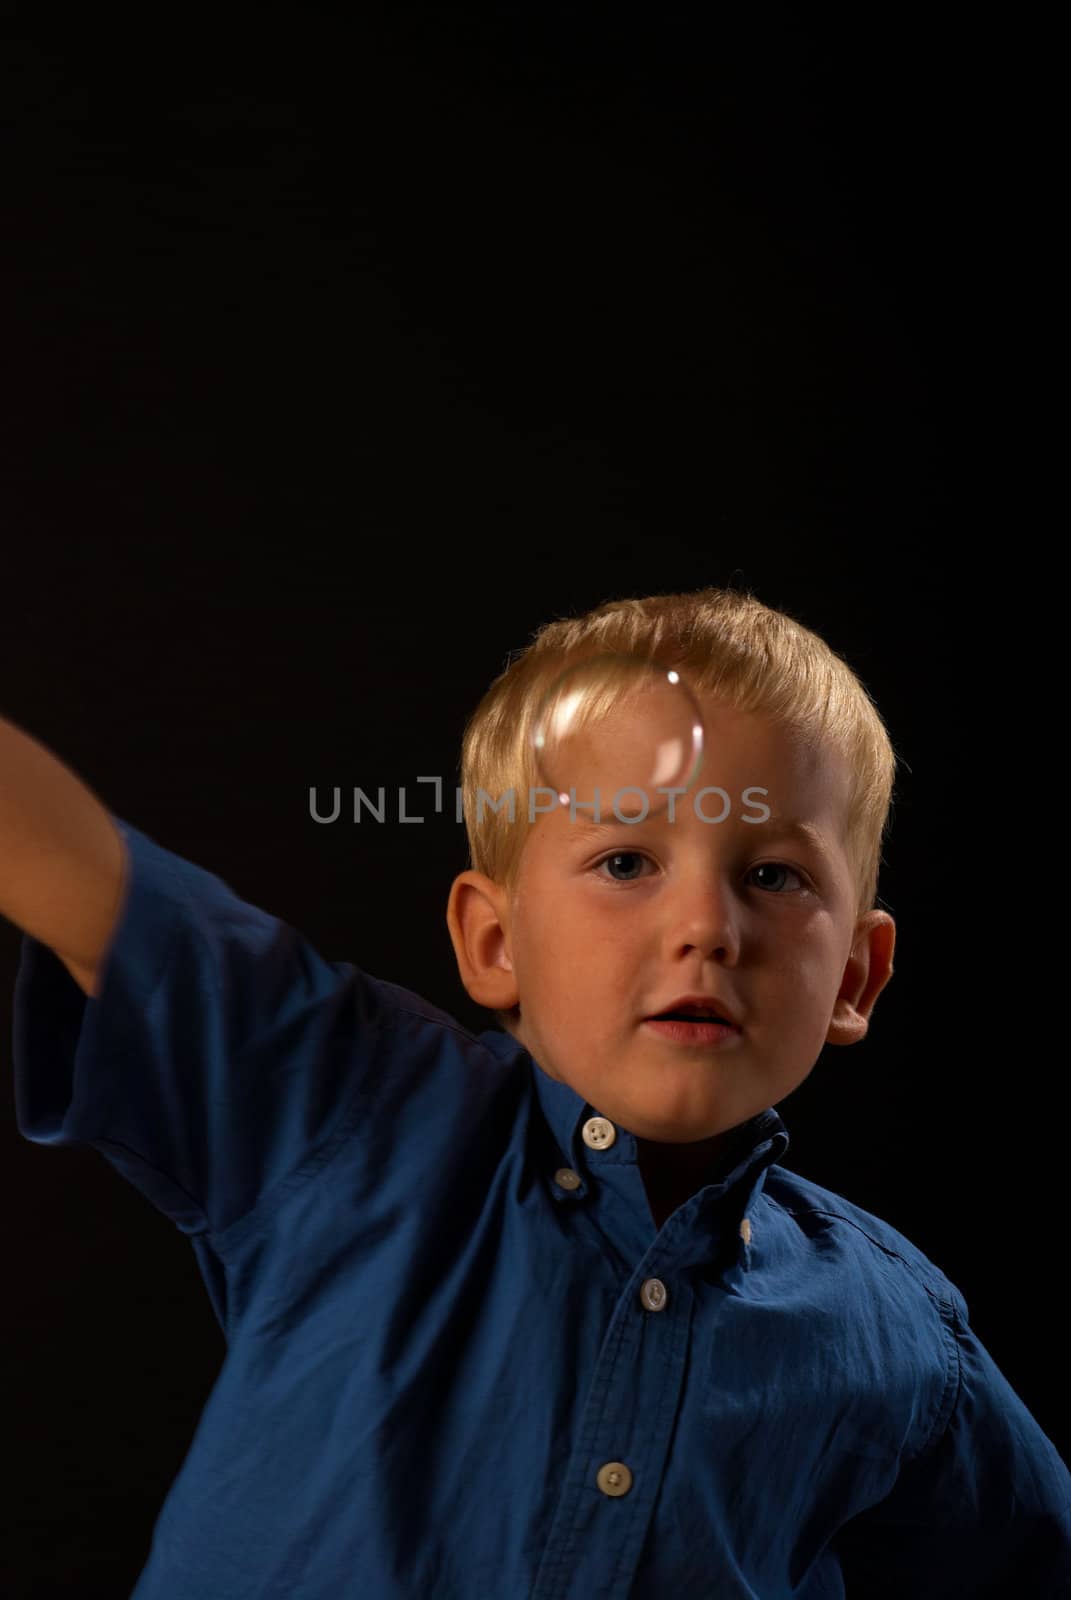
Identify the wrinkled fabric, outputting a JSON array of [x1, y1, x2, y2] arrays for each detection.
[[13, 817, 1071, 1599]]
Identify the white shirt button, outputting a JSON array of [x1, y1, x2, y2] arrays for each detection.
[[582, 1116, 616, 1150], [640, 1278, 668, 1312], [553, 1167, 582, 1191], [596, 1461, 633, 1497]]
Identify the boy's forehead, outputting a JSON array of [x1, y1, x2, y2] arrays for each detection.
[[517, 683, 853, 868], [528, 764, 848, 855], [695, 696, 849, 795], [536, 690, 842, 811], [695, 695, 803, 753]]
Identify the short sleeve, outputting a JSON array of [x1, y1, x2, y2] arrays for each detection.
[[832, 1284, 1071, 1596], [12, 816, 387, 1240]]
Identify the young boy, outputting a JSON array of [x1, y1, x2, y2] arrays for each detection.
[[5, 586, 1069, 1598]]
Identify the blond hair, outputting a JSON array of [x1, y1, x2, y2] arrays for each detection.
[[458, 585, 902, 923]]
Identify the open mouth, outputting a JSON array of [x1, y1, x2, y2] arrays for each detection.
[[652, 1010, 730, 1024]]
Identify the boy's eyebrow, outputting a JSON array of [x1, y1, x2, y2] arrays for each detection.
[[764, 817, 836, 858], [567, 812, 834, 856]]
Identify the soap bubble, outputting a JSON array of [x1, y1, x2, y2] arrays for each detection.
[[530, 654, 705, 820]]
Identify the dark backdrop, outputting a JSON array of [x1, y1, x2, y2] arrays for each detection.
[[2, 5, 1059, 1594]]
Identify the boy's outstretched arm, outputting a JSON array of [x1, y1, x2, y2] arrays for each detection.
[[0, 713, 127, 998]]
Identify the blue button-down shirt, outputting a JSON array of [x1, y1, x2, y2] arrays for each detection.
[[12, 817, 1071, 1597]]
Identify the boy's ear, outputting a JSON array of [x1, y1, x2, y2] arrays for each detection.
[[826, 910, 896, 1047], [446, 871, 520, 1012]]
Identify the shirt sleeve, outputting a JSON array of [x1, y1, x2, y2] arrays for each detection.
[[12, 815, 387, 1242], [832, 1283, 1071, 1597]]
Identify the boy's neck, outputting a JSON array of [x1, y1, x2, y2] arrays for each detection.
[[635, 1121, 754, 1227]]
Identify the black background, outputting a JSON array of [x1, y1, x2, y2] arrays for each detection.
[[2, 5, 1061, 1594]]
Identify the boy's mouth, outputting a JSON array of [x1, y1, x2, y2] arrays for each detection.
[[654, 1009, 729, 1023], [646, 994, 741, 1029]]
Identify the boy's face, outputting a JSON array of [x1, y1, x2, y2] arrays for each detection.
[[449, 697, 895, 1146]]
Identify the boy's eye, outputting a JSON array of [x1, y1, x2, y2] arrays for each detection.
[[594, 852, 808, 893], [595, 851, 652, 883], [748, 861, 807, 894]]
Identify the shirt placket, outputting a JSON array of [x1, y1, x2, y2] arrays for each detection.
[[530, 1114, 699, 1600]]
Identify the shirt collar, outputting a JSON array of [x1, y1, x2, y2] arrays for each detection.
[[478, 1025, 790, 1215]]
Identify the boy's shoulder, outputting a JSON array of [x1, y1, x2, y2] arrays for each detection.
[[759, 1162, 968, 1318], [366, 975, 500, 1052]]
